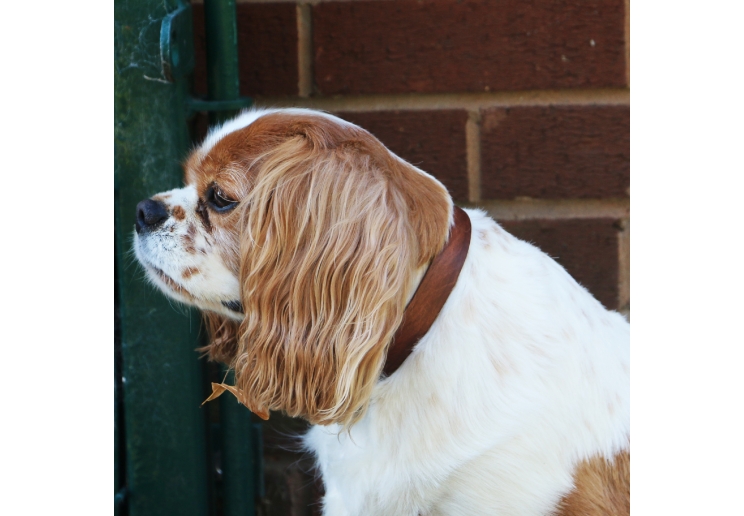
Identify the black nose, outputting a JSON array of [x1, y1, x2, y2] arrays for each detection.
[[135, 199, 169, 233]]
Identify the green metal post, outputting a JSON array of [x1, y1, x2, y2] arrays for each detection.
[[203, 2, 258, 514], [115, 377, 123, 515], [219, 370, 258, 516], [204, 0, 241, 114], [115, 1, 209, 514]]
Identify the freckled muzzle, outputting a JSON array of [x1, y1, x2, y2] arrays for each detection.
[[132, 186, 245, 322]]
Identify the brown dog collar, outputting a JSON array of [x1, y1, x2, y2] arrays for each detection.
[[383, 206, 471, 376]]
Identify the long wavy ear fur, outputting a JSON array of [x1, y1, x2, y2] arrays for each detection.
[[232, 118, 452, 426], [200, 312, 240, 364]]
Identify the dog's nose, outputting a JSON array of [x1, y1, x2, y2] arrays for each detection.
[[135, 199, 169, 233]]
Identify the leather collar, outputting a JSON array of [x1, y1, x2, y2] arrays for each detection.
[[382, 206, 471, 376]]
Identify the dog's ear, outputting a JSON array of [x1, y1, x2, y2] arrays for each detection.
[[231, 126, 452, 426], [200, 312, 240, 364]]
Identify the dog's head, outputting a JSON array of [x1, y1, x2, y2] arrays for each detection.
[[133, 108, 452, 426]]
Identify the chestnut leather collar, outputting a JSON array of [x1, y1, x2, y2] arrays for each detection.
[[382, 206, 471, 376]]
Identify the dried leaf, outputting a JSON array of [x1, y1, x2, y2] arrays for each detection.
[[252, 407, 270, 421], [201, 382, 270, 420], [201, 382, 228, 406]]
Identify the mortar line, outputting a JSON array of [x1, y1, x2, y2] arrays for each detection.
[[253, 89, 630, 112], [625, 0, 631, 86], [461, 199, 630, 222], [618, 217, 630, 310], [465, 110, 482, 203], [297, 3, 314, 97]]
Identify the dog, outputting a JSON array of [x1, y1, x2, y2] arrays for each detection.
[[133, 108, 630, 515]]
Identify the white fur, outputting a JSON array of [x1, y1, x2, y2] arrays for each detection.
[[199, 107, 355, 158], [133, 185, 242, 321], [305, 209, 629, 516], [134, 108, 630, 515]]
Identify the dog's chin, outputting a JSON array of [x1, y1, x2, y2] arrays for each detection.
[[144, 264, 244, 321], [214, 301, 244, 322], [135, 245, 244, 322]]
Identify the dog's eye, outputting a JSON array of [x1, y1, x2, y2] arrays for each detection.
[[207, 185, 238, 212]]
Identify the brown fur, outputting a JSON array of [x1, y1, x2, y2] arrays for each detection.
[[154, 267, 194, 301], [555, 450, 630, 516], [181, 267, 200, 279], [184, 112, 452, 426], [199, 312, 240, 364], [181, 223, 198, 255], [172, 205, 186, 221]]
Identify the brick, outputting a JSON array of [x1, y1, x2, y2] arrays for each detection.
[[480, 105, 629, 199], [192, 5, 208, 96], [336, 110, 469, 201], [499, 218, 620, 309], [193, 3, 298, 98], [313, 0, 626, 95]]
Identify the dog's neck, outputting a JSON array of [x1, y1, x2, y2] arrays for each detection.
[[383, 206, 471, 377]]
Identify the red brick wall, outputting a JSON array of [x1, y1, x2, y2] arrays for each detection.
[[312, 0, 627, 94], [187, 0, 630, 311], [190, 2, 629, 506], [191, 0, 630, 311]]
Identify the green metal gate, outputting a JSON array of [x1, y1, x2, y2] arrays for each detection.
[[114, 1, 261, 514]]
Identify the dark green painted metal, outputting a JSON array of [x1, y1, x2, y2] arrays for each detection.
[[115, 488, 128, 508], [115, 251, 123, 516], [219, 369, 258, 515], [160, 2, 195, 82], [204, 0, 241, 112], [115, 0, 209, 514], [115, 378, 122, 516], [188, 97, 253, 114], [252, 423, 265, 499], [203, 1, 259, 514]]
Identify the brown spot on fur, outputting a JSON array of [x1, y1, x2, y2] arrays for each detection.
[[172, 205, 186, 221], [182, 267, 200, 279], [183, 224, 197, 254], [556, 449, 630, 516], [153, 268, 194, 300], [183, 234, 196, 254]]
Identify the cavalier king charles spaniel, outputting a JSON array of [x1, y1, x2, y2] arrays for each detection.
[[133, 108, 629, 515]]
